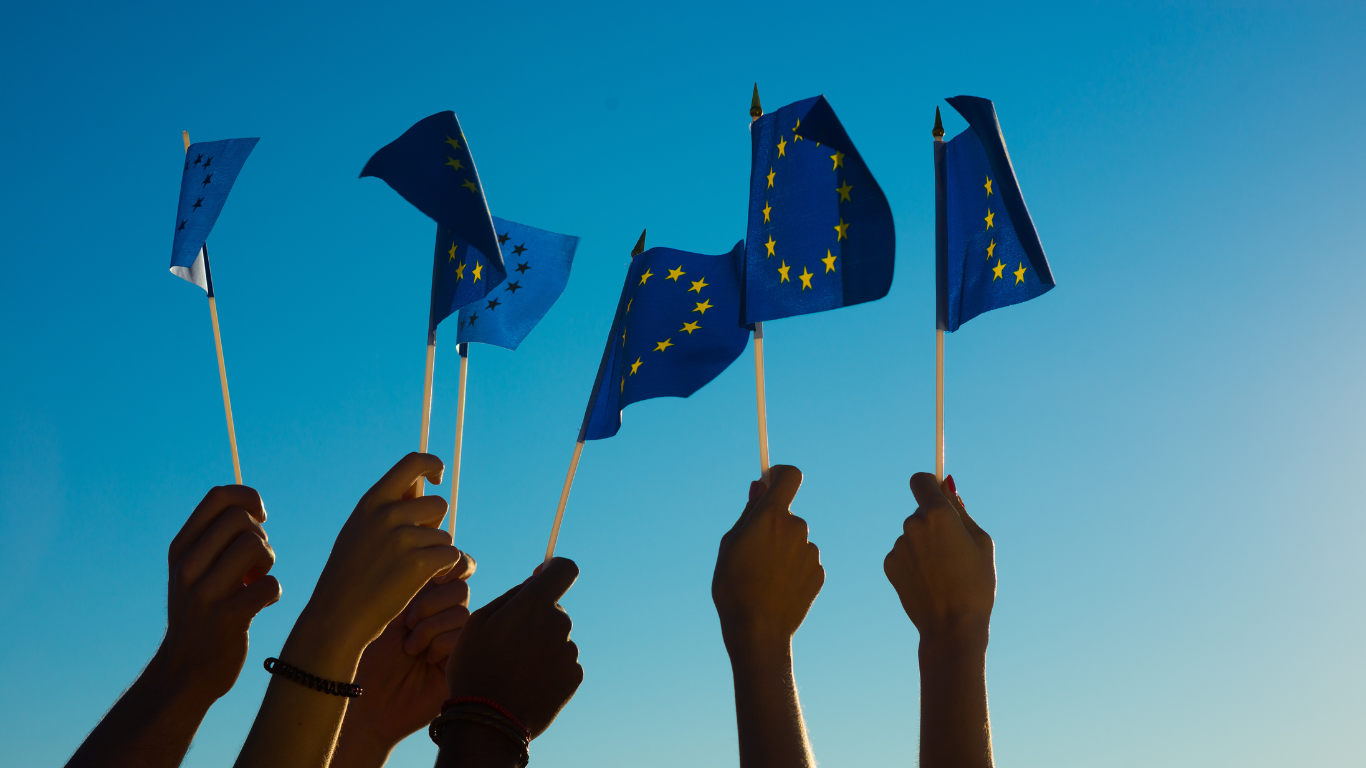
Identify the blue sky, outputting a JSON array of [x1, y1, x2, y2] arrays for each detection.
[[3, 1, 1365, 766]]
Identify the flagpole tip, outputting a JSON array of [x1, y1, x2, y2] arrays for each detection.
[[750, 84, 763, 119], [932, 106, 945, 140], [632, 229, 647, 257], [182, 130, 191, 151]]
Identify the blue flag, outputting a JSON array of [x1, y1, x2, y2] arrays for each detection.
[[580, 242, 750, 441], [170, 137, 259, 292], [450, 218, 578, 350], [936, 96, 1055, 332], [361, 112, 505, 297], [742, 96, 895, 325]]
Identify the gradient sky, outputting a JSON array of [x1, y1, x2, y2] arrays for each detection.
[[3, 2, 1364, 766]]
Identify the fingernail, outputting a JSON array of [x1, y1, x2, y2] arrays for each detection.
[[943, 474, 957, 495]]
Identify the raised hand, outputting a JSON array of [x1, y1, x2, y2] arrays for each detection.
[[711, 465, 822, 768], [332, 552, 477, 768], [884, 474, 996, 768], [66, 485, 281, 768]]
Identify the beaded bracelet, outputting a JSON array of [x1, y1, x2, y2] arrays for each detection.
[[429, 698, 530, 768], [263, 657, 363, 698]]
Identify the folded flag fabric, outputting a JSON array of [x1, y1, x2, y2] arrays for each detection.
[[742, 96, 895, 325], [170, 138, 259, 291], [936, 96, 1055, 332], [449, 218, 578, 350], [579, 241, 750, 441], [361, 111, 505, 304]]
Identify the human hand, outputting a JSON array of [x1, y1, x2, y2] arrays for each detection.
[[445, 557, 583, 740], [712, 465, 824, 654], [285, 453, 460, 679], [884, 474, 996, 648], [155, 485, 281, 703], [333, 551, 477, 766]]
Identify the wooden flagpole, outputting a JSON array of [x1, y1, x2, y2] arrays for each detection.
[[933, 110, 946, 482], [544, 230, 648, 561], [449, 343, 469, 536], [185, 130, 243, 485], [416, 334, 436, 496], [750, 85, 772, 484]]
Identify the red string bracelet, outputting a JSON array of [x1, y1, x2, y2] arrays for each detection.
[[441, 695, 529, 740]]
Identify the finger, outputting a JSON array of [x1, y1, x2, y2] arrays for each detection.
[[466, 581, 524, 630], [227, 574, 282, 619], [175, 507, 268, 588], [752, 465, 803, 519], [406, 578, 470, 629], [364, 453, 445, 506], [749, 480, 766, 502], [942, 476, 989, 540], [382, 495, 450, 528], [201, 532, 277, 601], [909, 472, 962, 524], [169, 486, 265, 567], [426, 628, 463, 665], [519, 557, 579, 605], [433, 549, 476, 583], [406, 605, 471, 655], [413, 544, 463, 583]]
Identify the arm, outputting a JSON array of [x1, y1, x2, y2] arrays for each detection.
[[711, 465, 825, 768], [233, 453, 461, 768], [884, 474, 997, 768], [331, 553, 477, 768], [66, 486, 280, 768], [435, 557, 585, 768]]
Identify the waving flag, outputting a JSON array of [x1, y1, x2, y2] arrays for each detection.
[[169, 137, 259, 291]]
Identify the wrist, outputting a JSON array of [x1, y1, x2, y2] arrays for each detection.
[[436, 719, 524, 768], [918, 629, 989, 666], [280, 610, 369, 682], [139, 645, 223, 711]]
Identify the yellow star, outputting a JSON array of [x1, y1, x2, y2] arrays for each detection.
[[798, 266, 814, 290], [654, 338, 674, 352], [680, 321, 701, 334], [462, 178, 478, 193], [984, 209, 995, 229], [777, 136, 787, 157], [984, 176, 993, 196], [689, 277, 708, 293], [621, 379, 625, 392], [778, 260, 791, 282], [472, 261, 483, 282], [693, 299, 713, 314], [639, 268, 654, 285], [763, 200, 772, 223], [822, 250, 837, 273], [445, 156, 464, 171], [834, 218, 849, 241], [992, 260, 1006, 280], [445, 135, 461, 150], [630, 358, 643, 375], [455, 261, 466, 280], [1014, 262, 1027, 284], [831, 150, 845, 170], [448, 242, 458, 261], [793, 119, 802, 139], [765, 235, 776, 258], [666, 266, 686, 281], [626, 298, 633, 313], [836, 179, 852, 202], [986, 239, 996, 259], [767, 167, 776, 188]]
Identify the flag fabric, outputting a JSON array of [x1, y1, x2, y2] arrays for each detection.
[[742, 96, 895, 325], [449, 218, 578, 350], [936, 96, 1055, 332], [360, 111, 505, 290], [170, 138, 259, 291], [579, 242, 750, 441]]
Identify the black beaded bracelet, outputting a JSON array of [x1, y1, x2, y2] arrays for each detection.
[[263, 657, 363, 698]]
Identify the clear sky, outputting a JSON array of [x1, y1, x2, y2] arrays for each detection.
[[3, 2, 1364, 766]]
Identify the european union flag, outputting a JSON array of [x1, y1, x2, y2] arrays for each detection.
[[451, 218, 578, 350], [170, 137, 259, 291], [742, 96, 895, 325], [361, 111, 505, 299], [936, 96, 1055, 332], [580, 241, 750, 441]]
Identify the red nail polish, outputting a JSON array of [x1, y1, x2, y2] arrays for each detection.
[[943, 474, 957, 495]]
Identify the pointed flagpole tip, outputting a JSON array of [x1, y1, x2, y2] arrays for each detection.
[[932, 106, 945, 140], [182, 130, 191, 151], [750, 84, 763, 119], [632, 229, 647, 257]]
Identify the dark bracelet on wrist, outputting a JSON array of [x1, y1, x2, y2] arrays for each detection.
[[429, 698, 530, 767], [263, 657, 362, 698]]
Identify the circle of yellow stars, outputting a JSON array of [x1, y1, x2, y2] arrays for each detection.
[[761, 117, 845, 291], [983, 174, 1027, 285], [620, 260, 718, 389]]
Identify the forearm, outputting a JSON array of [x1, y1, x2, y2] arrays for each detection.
[[329, 727, 397, 768], [233, 618, 364, 768], [918, 636, 992, 768], [66, 648, 217, 768], [727, 637, 815, 768]]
